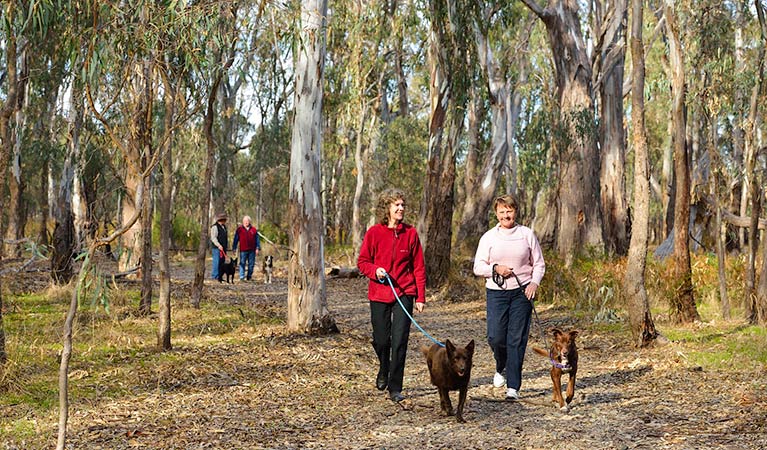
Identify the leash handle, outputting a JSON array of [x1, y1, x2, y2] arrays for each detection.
[[382, 273, 444, 348]]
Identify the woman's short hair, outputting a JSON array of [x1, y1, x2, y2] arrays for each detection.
[[377, 188, 406, 224], [493, 194, 518, 212]]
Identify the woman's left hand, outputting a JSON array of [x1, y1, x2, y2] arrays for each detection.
[[414, 302, 424, 313], [525, 283, 538, 300]]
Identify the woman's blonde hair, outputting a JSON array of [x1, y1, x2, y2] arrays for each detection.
[[376, 188, 406, 225], [493, 194, 519, 212]]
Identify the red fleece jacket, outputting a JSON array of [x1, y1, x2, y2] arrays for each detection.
[[357, 223, 426, 303]]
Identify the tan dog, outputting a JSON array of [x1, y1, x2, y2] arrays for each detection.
[[532, 328, 579, 411], [421, 339, 475, 423]]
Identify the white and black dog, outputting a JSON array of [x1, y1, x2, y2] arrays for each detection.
[[262, 255, 274, 284]]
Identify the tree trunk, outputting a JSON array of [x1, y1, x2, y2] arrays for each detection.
[[5, 42, 29, 258], [623, 0, 658, 347], [504, 50, 528, 198], [456, 11, 511, 248], [732, 3, 749, 251], [212, 82, 236, 216], [191, 54, 228, 308], [665, 0, 698, 323], [51, 82, 83, 285], [138, 57, 154, 316], [749, 0, 767, 324], [119, 84, 145, 276], [329, 142, 346, 245], [0, 285, 4, 365], [521, 0, 604, 266], [119, 155, 144, 273], [39, 156, 50, 248], [58, 179, 149, 450], [418, 0, 467, 288], [709, 117, 729, 319], [460, 84, 482, 223], [596, 0, 629, 256], [392, 2, 409, 118], [757, 219, 767, 323], [56, 253, 85, 450], [351, 103, 370, 256], [139, 174, 153, 313], [38, 81, 58, 249], [212, 6, 264, 217], [158, 74, 176, 351], [0, 2, 20, 368], [287, 0, 337, 334]]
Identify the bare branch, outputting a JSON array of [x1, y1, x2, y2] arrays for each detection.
[[519, 0, 547, 20]]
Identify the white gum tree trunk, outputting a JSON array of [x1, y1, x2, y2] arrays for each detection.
[[456, 11, 510, 245], [287, 0, 337, 334], [521, 0, 604, 266]]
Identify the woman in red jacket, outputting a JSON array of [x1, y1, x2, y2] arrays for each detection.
[[357, 188, 426, 403]]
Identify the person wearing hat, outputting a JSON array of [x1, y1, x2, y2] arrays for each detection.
[[210, 213, 229, 280]]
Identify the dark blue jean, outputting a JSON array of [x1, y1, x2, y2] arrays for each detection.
[[239, 250, 256, 280], [211, 249, 222, 279], [486, 287, 532, 390]]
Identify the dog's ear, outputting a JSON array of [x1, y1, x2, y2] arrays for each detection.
[[551, 328, 563, 338], [445, 339, 455, 355], [569, 330, 579, 339], [465, 339, 475, 356]]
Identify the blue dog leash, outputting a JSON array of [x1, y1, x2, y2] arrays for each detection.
[[382, 273, 445, 348]]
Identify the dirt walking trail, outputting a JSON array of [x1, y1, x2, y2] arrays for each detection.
[[53, 269, 766, 449]]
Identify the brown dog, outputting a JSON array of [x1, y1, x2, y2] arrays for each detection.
[[421, 339, 475, 423], [532, 328, 579, 411]]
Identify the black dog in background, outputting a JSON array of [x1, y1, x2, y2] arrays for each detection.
[[219, 257, 238, 284]]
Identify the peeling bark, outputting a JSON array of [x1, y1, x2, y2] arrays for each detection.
[[664, 0, 698, 323], [623, 0, 658, 347], [287, 0, 337, 334], [521, 0, 604, 266]]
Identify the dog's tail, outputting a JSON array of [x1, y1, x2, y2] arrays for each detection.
[[532, 346, 548, 357]]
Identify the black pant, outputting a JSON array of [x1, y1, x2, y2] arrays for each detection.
[[370, 296, 413, 393]]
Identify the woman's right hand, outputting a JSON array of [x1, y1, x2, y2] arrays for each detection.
[[376, 267, 387, 280], [494, 264, 512, 278]]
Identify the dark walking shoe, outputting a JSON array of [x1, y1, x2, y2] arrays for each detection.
[[376, 370, 388, 391], [389, 391, 405, 402]]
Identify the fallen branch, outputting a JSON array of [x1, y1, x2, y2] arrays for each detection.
[[701, 193, 767, 229], [327, 267, 361, 278], [2, 237, 31, 245], [111, 267, 140, 280], [0, 253, 39, 275]]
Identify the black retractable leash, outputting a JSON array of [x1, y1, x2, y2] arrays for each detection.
[[493, 265, 549, 351], [502, 269, 570, 371]]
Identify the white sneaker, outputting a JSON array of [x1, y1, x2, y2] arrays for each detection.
[[506, 388, 520, 400], [493, 372, 506, 388]]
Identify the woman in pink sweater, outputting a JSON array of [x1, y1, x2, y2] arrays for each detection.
[[473, 194, 545, 400]]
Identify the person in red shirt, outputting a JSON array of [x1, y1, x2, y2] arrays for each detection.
[[232, 215, 260, 281], [357, 188, 426, 403]]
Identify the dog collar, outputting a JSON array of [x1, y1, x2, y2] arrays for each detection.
[[549, 351, 571, 372]]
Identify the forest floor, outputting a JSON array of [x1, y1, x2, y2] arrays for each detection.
[[1, 254, 767, 449]]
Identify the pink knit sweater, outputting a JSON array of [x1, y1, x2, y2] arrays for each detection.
[[473, 223, 545, 290]]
